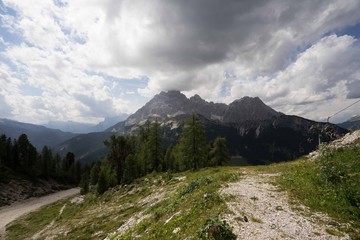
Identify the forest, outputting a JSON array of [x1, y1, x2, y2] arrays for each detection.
[[81, 113, 231, 194], [0, 133, 82, 184]]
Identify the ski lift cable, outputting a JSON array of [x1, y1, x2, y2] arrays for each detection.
[[327, 98, 360, 122]]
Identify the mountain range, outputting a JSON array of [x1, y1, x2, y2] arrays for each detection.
[[0, 118, 76, 150], [55, 91, 348, 164], [338, 115, 360, 131], [44, 114, 129, 133]]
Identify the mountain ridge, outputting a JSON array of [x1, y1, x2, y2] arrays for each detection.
[[0, 118, 76, 150], [56, 91, 347, 164]]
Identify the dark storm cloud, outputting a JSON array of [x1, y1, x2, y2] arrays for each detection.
[[347, 81, 360, 99]]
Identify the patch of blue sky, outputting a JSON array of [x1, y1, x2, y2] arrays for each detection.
[[336, 22, 360, 39], [0, 4, 22, 46], [0, 26, 22, 46], [0, 1, 17, 16], [19, 84, 43, 96]]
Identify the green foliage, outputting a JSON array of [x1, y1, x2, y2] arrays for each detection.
[[80, 171, 90, 195], [317, 145, 360, 214], [209, 137, 231, 166], [177, 113, 207, 170], [97, 160, 117, 194], [198, 216, 236, 240], [148, 120, 163, 172], [90, 163, 100, 185], [122, 154, 137, 184], [0, 133, 83, 184], [104, 135, 134, 183]]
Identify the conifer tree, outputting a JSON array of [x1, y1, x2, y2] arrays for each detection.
[[80, 171, 89, 195], [90, 163, 100, 185], [209, 137, 231, 166], [178, 113, 206, 170], [122, 154, 137, 184], [148, 120, 163, 172], [104, 135, 133, 183]]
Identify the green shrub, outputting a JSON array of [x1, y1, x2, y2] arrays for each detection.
[[198, 216, 236, 240]]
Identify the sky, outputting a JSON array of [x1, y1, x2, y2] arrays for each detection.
[[0, 0, 360, 124]]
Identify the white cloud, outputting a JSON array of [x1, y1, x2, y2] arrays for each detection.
[[1, 0, 360, 124]]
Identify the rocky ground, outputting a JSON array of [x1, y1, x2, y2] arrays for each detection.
[[220, 173, 349, 240]]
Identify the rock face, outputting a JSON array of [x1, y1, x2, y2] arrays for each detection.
[[109, 91, 281, 132]]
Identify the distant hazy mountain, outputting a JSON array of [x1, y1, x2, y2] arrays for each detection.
[[58, 91, 347, 165], [44, 121, 95, 134], [338, 115, 360, 131], [0, 118, 76, 150], [44, 114, 129, 133], [91, 114, 129, 132]]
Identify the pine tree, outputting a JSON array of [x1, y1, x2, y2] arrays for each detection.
[[90, 163, 100, 185], [148, 120, 163, 172], [178, 113, 207, 170], [209, 137, 231, 166], [104, 135, 133, 183], [80, 171, 90, 195], [122, 154, 137, 184], [40, 146, 52, 178], [136, 121, 151, 174], [164, 145, 175, 171]]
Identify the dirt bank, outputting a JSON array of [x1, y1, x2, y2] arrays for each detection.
[[0, 188, 80, 239]]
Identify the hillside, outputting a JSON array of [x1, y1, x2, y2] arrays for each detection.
[[338, 115, 360, 131], [0, 119, 76, 150], [5, 131, 360, 239]]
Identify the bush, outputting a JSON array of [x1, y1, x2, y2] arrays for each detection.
[[198, 216, 236, 240]]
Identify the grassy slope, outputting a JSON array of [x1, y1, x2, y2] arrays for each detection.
[[6, 142, 360, 239], [6, 168, 241, 240]]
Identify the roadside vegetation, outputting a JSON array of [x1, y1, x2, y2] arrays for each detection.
[[271, 142, 360, 238]]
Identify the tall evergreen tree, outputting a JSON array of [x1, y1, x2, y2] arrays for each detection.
[[40, 146, 52, 178], [122, 154, 137, 184], [178, 113, 207, 170], [90, 163, 100, 185], [164, 145, 175, 171], [148, 120, 163, 172], [104, 135, 133, 183], [80, 171, 90, 195], [209, 137, 231, 166]]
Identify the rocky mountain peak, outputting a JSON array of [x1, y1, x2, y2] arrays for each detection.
[[124, 92, 281, 127], [223, 96, 281, 123]]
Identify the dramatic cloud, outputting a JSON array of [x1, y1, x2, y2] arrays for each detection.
[[0, 0, 359, 124]]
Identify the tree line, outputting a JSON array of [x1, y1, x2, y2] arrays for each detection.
[[0, 133, 82, 184], [81, 113, 231, 194]]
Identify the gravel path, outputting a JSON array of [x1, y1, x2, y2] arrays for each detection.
[[220, 173, 349, 240], [0, 188, 80, 238]]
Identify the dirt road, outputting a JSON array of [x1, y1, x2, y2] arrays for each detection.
[[0, 188, 80, 238]]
